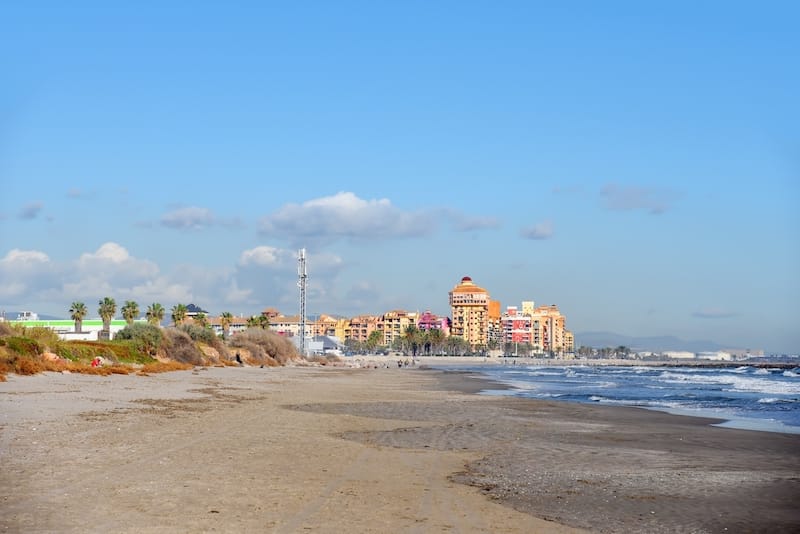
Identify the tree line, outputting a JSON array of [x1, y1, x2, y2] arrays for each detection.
[[66, 299, 253, 340]]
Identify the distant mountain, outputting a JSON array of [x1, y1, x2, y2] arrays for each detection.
[[575, 331, 728, 353]]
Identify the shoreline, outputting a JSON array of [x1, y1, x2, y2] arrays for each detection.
[[434, 365, 800, 436], [346, 354, 799, 369], [2, 366, 798, 533]]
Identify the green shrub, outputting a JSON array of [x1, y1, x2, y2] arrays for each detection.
[[179, 324, 230, 360], [5, 336, 43, 356], [115, 323, 164, 357], [179, 324, 215, 344], [108, 340, 155, 364], [54, 341, 98, 361]]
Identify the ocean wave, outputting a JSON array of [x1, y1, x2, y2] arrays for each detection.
[[521, 368, 565, 376], [656, 371, 800, 395], [784, 370, 799, 378], [758, 397, 798, 404]]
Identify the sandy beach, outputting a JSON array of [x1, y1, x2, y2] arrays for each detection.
[[1, 365, 798, 533]]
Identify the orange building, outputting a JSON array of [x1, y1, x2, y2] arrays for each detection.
[[344, 315, 379, 342], [449, 276, 495, 348], [378, 310, 419, 346]]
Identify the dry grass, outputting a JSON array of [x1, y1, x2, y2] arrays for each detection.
[[137, 361, 193, 375], [228, 328, 299, 366], [307, 354, 343, 366], [0, 353, 137, 380], [162, 328, 205, 365]]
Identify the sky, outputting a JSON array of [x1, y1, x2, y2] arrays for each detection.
[[1, 1, 798, 353]]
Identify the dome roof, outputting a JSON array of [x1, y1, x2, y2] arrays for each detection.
[[451, 276, 488, 294]]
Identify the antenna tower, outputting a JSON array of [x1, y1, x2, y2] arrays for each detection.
[[298, 248, 308, 357]]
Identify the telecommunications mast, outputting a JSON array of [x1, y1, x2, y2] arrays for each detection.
[[298, 248, 308, 357]]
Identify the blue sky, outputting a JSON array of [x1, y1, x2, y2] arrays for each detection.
[[1, 1, 798, 353]]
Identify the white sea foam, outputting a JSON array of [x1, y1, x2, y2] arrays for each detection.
[[758, 397, 797, 404], [784, 370, 799, 378], [656, 371, 800, 395], [502, 379, 538, 391], [522, 368, 565, 376]]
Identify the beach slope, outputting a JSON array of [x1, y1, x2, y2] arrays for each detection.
[[1, 366, 798, 533]]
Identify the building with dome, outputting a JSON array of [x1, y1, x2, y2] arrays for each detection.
[[448, 276, 498, 348]]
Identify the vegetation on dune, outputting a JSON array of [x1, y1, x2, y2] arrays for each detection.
[[113, 323, 164, 358], [0, 302, 304, 380], [161, 328, 205, 365], [178, 324, 230, 361], [228, 328, 299, 366]]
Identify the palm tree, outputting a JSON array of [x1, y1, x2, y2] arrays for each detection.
[[366, 330, 383, 353], [425, 328, 445, 355], [171, 303, 188, 326], [98, 297, 117, 338], [146, 302, 165, 326], [258, 315, 270, 330], [121, 300, 139, 325], [404, 325, 423, 358], [194, 312, 209, 329], [246, 315, 260, 328], [69, 301, 87, 333], [220, 312, 233, 339]]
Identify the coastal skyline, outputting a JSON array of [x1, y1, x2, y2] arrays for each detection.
[[1, 2, 798, 353]]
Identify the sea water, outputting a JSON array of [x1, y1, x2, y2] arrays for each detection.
[[459, 364, 800, 434]]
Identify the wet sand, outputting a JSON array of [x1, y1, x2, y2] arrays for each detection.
[[1, 366, 798, 533]]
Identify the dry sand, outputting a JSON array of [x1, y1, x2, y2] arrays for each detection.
[[1, 365, 798, 533]]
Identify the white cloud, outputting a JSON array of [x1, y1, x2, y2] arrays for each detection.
[[0, 249, 55, 299], [258, 191, 436, 244], [1, 249, 51, 264], [77, 242, 159, 279], [0, 241, 351, 319], [160, 206, 217, 230], [239, 246, 293, 268], [520, 220, 554, 240], [79, 242, 130, 263]]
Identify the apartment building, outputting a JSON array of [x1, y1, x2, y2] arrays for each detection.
[[310, 314, 338, 337], [417, 310, 450, 334], [345, 315, 379, 342], [208, 315, 250, 337], [530, 304, 573, 352], [501, 306, 532, 344], [501, 301, 574, 353], [378, 310, 419, 346], [449, 276, 493, 347], [270, 314, 302, 337]]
